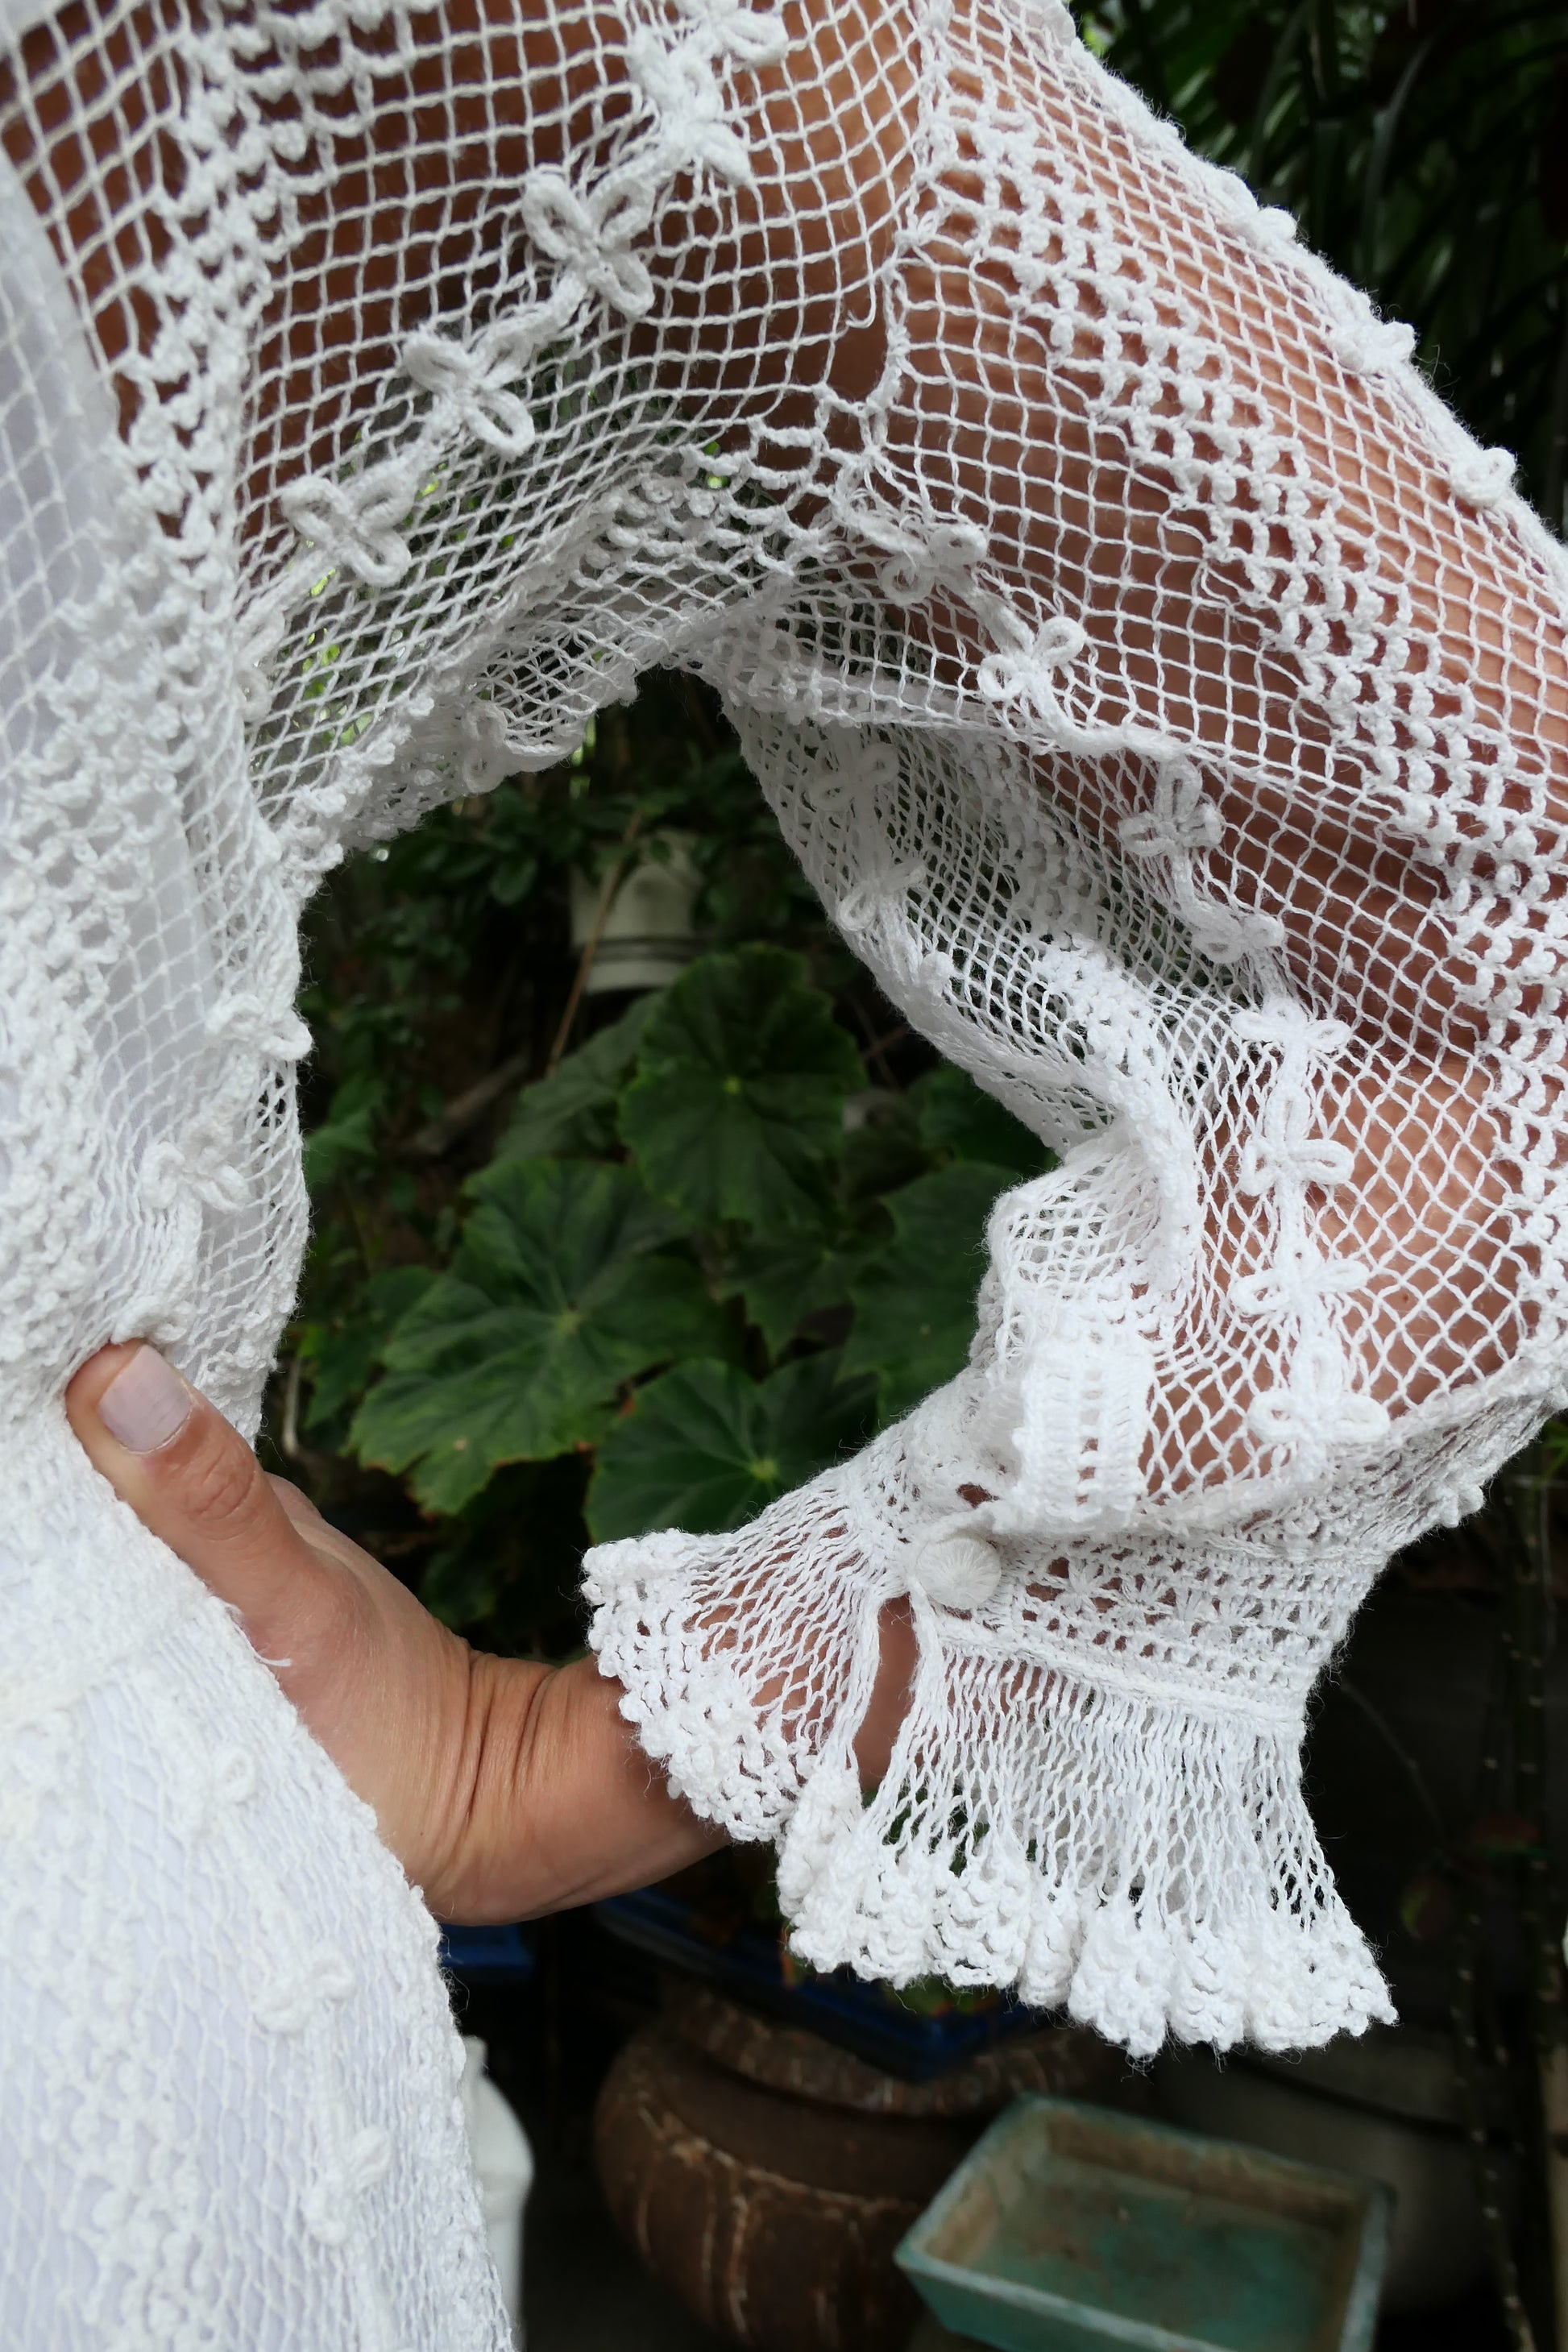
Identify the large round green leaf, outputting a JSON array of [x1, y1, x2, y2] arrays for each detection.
[[301, 1265, 436, 1436], [719, 1231, 868, 1357], [844, 1161, 1018, 1425], [498, 993, 658, 1162], [587, 1353, 876, 1540], [619, 945, 862, 1232], [351, 1158, 727, 1512]]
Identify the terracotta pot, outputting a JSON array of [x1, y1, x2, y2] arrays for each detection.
[[595, 2022, 971, 2350], [595, 1995, 1122, 2351], [667, 1981, 1124, 2120]]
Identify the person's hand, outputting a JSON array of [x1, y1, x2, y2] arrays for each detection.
[[65, 1343, 915, 1920], [64, 1342, 725, 1919]]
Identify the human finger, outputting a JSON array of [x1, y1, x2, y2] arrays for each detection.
[[64, 1342, 348, 1679]]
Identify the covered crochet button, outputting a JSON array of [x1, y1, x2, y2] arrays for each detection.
[[914, 1529, 1002, 1611]]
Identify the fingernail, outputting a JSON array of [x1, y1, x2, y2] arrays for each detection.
[[98, 1346, 193, 1454]]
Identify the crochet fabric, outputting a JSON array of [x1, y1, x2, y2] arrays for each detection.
[[2, 0, 1566, 2335]]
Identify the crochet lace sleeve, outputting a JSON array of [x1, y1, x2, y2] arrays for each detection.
[[2, 0, 1555, 2089], [588, 0, 1568, 2055]]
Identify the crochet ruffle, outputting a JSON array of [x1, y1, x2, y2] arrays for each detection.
[[584, 1450, 1398, 2060]]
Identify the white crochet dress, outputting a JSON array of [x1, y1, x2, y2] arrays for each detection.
[[2, 0, 1565, 2337]]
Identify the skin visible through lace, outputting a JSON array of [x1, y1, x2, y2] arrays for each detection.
[[2, 0, 1556, 1778]]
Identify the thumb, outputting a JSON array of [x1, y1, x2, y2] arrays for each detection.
[[65, 1342, 339, 1674]]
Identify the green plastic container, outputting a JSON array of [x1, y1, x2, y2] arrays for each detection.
[[895, 2094, 1391, 2352]]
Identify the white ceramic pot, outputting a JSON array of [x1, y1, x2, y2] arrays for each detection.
[[570, 834, 700, 996], [459, 2036, 535, 2347]]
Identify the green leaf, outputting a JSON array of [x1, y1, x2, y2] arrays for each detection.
[[351, 1158, 727, 1512], [620, 946, 862, 1232], [301, 1266, 436, 1433], [587, 1353, 876, 1541], [302, 1072, 385, 1193], [721, 1232, 866, 1357], [497, 994, 661, 1163], [840, 1093, 932, 1210], [420, 1541, 508, 1634], [912, 1065, 1051, 1180], [844, 1162, 1018, 1425], [419, 1457, 591, 1641], [487, 852, 541, 908]]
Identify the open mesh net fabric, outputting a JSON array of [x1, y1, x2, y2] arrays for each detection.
[[2, 0, 1567, 2334]]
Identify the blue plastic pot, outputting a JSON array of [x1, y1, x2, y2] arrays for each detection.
[[895, 2093, 1390, 2352]]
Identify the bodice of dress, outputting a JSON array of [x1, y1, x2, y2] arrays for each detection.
[[0, 133, 504, 2346]]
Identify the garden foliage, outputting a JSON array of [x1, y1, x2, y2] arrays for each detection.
[[301, 924, 1047, 1634], [288, 682, 1050, 1646]]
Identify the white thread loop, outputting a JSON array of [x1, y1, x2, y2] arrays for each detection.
[[978, 613, 1088, 707], [252, 1948, 359, 2037], [520, 171, 658, 321], [300, 2125, 394, 2247], [1331, 313, 1417, 376], [627, 27, 755, 188], [1119, 763, 1224, 860], [1247, 1338, 1389, 1448], [279, 465, 419, 588], [1446, 443, 1516, 511]]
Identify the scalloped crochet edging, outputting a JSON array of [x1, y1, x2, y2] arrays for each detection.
[[584, 1528, 1396, 2060], [775, 1661, 1396, 2060]]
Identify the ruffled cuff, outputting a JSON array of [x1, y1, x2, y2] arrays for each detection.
[[584, 1433, 1396, 2059], [583, 1455, 902, 1846], [774, 1622, 1393, 2057]]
